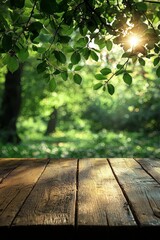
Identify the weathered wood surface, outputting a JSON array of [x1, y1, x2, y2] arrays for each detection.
[[13, 158, 77, 226], [78, 158, 136, 226], [109, 158, 160, 225], [0, 158, 160, 239], [0, 158, 48, 226], [135, 158, 160, 184]]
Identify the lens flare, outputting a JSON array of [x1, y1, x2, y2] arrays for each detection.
[[129, 35, 140, 48]]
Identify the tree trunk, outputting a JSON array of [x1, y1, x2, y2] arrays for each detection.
[[45, 107, 58, 135], [0, 66, 23, 144]]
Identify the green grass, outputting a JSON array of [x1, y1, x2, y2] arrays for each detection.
[[0, 130, 159, 158]]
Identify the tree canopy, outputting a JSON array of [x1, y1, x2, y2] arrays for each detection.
[[0, 0, 160, 94]]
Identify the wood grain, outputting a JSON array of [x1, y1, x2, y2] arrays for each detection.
[[0, 158, 22, 184], [78, 158, 136, 226], [13, 159, 77, 226], [109, 158, 160, 226], [135, 158, 160, 184], [0, 157, 160, 239], [0, 159, 48, 226]]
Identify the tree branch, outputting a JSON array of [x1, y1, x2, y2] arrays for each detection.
[[14, 0, 38, 48], [24, 0, 38, 30], [105, 58, 130, 84]]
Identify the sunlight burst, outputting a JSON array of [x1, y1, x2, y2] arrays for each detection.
[[129, 35, 140, 48]]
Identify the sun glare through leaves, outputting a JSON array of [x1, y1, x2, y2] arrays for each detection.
[[128, 35, 141, 49]]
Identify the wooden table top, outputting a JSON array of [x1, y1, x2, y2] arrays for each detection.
[[0, 158, 160, 239]]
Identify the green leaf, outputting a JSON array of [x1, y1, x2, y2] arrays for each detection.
[[82, 48, 90, 60], [18, 49, 29, 62], [7, 56, 19, 73], [79, 26, 88, 36], [37, 61, 47, 74], [115, 69, 125, 76], [43, 73, 50, 80], [93, 83, 103, 90], [37, 47, 46, 53], [154, 45, 159, 54], [28, 21, 43, 41], [156, 66, 160, 78], [74, 65, 84, 71], [2, 34, 12, 52], [54, 51, 66, 64], [68, 63, 73, 70], [33, 14, 44, 19], [95, 74, 106, 80], [28, 22, 43, 32], [73, 73, 82, 85], [40, 0, 59, 14], [60, 24, 73, 35], [138, 58, 145, 66], [87, 19, 97, 32], [90, 51, 99, 61], [132, 56, 137, 64], [107, 84, 115, 95], [49, 78, 57, 91], [123, 72, 132, 85], [61, 71, 68, 81], [59, 35, 71, 44], [53, 69, 60, 75], [100, 68, 111, 75], [153, 57, 160, 66], [95, 38, 106, 49], [102, 85, 106, 91], [136, 2, 147, 12], [106, 40, 113, 51], [65, 46, 74, 53], [37, 33, 52, 43], [75, 37, 88, 48], [116, 64, 123, 69], [71, 52, 81, 65], [122, 52, 133, 58]]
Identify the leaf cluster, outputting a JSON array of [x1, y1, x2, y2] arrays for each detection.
[[0, 0, 159, 94]]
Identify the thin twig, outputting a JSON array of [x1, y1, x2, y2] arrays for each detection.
[[24, 0, 38, 30], [14, 0, 38, 47], [105, 58, 130, 84], [45, 19, 63, 55], [143, 13, 156, 32]]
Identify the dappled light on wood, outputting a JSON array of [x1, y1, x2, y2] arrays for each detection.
[[0, 158, 160, 239]]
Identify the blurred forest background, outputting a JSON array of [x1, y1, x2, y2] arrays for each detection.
[[0, 46, 159, 158]]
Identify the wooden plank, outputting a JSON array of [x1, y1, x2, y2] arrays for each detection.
[[0, 158, 44, 184], [135, 158, 160, 184], [78, 158, 136, 226], [0, 158, 22, 184], [13, 158, 77, 227], [0, 158, 48, 226], [109, 158, 160, 226]]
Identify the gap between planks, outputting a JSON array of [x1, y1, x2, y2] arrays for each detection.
[[108, 158, 160, 225], [107, 158, 140, 226]]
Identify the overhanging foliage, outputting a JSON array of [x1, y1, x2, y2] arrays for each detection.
[[0, 0, 159, 94]]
